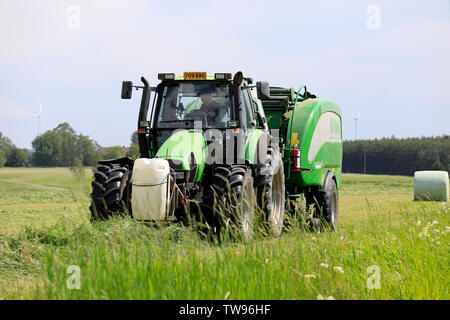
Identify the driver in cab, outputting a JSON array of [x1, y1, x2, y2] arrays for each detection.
[[200, 92, 220, 119], [191, 89, 225, 124]]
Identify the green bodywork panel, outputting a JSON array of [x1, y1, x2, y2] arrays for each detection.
[[154, 128, 265, 182], [245, 129, 266, 164], [263, 97, 343, 189], [155, 130, 207, 182]]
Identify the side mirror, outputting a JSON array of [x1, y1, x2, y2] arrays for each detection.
[[121, 81, 133, 99], [256, 81, 271, 100], [233, 71, 244, 86]]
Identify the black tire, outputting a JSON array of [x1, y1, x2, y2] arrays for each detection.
[[254, 147, 286, 237], [90, 163, 132, 220], [310, 218, 321, 233], [319, 178, 338, 231], [211, 164, 255, 241]]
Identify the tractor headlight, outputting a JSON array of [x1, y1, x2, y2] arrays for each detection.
[[158, 73, 175, 80], [174, 171, 192, 183], [175, 171, 185, 180], [215, 73, 232, 80]]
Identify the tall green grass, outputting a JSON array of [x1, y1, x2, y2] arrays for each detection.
[[0, 168, 448, 299]]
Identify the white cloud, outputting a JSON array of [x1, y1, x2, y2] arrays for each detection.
[[0, 97, 29, 117], [0, 0, 139, 65]]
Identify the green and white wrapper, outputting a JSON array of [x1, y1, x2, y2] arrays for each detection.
[[414, 171, 449, 202]]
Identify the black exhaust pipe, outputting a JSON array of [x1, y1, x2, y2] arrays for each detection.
[[138, 76, 150, 158]]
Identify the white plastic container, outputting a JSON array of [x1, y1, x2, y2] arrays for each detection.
[[131, 158, 170, 220]]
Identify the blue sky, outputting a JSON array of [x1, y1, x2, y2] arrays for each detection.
[[0, 0, 449, 149]]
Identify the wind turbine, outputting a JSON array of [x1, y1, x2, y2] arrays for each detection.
[[35, 99, 43, 136], [353, 112, 361, 140]]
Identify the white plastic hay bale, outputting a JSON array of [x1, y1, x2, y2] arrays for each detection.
[[414, 171, 449, 202]]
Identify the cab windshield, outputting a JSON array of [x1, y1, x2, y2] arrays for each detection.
[[155, 82, 233, 129]]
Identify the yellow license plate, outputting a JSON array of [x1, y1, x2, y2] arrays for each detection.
[[184, 72, 207, 80]]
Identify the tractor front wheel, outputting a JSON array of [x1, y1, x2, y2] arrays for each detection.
[[211, 165, 255, 242], [90, 163, 132, 220], [255, 148, 286, 237]]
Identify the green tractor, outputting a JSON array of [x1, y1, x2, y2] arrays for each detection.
[[90, 71, 342, 236]]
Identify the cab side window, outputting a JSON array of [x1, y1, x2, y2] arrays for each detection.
[[255, 110, 264, 128], [242, 89, 254, 128]]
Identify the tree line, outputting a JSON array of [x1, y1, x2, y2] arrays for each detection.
[[2, 124, 448, 175], [343, 135, 450, 175], [0, 132, 30, 167], [0, 122, 138, 168]]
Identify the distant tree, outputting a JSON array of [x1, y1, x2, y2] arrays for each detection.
[[0, 151, 6, 168], [0, 132, 13, 148], [0, 132, 31, 167], [5, 148, 30, 167], [103, 146, 127, 159], [31, 123, 100, 167], [343, 135, 450, 175], [54, 122, 76, 135], [0, 132, 13, 166], [126, 131, 140, 159], [53, 122, 77, 166], [75, 134, 100, 166], [131, 131, 138, 145], [126, 143, 139, 159], [32, 131, 63, 166], [432, 160, 446, 171]]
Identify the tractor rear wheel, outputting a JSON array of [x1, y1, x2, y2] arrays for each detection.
[[90, 163, 132, 220], [320, 178, 338, 230], [305, 178, 338, 232], [255, 148, 286, 237], [211, 164, 255, 241]]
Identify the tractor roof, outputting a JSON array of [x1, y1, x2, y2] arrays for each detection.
[[158, 72, 233, 81]]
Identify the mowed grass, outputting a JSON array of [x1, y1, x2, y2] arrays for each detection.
[[0, 168, 448, 299]]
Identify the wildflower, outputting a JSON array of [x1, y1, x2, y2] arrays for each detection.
[[265, 258, 269, 264], [224, 291, 231, 299], [445, 226, 450, 233], [431, 220, 439, 226], [416, 220, 421, 226], [333, 266, 344, 274], [292, 268, 301, 275], [340, 236, 345, 241], [317, 294, 335, 300], [311, 237, 317, 241], [304, 274, 317, 279], [420, 225, 431, 238], [319, 263, 329, 268], [436, 241, 441, 245]]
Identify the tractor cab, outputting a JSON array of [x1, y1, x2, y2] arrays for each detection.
[[150, 72, 258, 131], [155, 80, 233, 129], [123, 72, 266, 164], [150, 75, 237, 157]]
